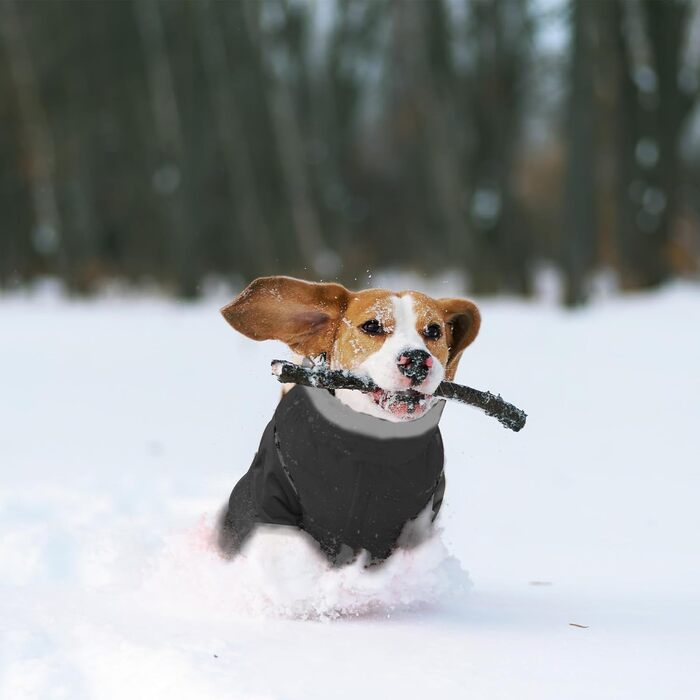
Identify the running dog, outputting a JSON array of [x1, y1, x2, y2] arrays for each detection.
[[216, 276, 480, 565]]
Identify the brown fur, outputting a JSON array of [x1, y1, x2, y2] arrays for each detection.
[[221, 276, 480, 380]]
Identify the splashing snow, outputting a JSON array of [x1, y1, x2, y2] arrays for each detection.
[[140, 519, 470, 622]]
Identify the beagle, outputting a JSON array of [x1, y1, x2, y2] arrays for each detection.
[[216, 276, 480, 565]]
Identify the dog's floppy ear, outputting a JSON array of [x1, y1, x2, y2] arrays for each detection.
[[438, 297, 481, 380], [221, 276, 350, 357]]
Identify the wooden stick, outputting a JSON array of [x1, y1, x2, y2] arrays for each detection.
[[271, 360, 527, 432]]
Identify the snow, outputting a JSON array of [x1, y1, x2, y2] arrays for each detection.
[[2, 281, 700, 699]]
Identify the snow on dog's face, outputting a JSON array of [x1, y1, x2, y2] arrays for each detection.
[[331, 291, 475, 420], [221, 276, 480, 422]]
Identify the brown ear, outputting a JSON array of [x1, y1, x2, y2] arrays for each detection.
[[438, 298, 481, 380], [221, 276, 350, 357]]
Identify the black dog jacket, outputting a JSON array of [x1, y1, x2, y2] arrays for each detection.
[[218, 386, 446, 564]]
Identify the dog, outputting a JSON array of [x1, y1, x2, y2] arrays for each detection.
[[216, 276, 480, 565]]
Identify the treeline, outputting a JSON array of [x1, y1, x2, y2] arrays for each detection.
[[0, 0, 699, 303]]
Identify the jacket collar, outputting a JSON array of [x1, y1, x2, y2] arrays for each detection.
[[304, 386, 445, 440]]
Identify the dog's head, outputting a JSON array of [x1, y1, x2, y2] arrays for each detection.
[[222, 276, 480, 421]]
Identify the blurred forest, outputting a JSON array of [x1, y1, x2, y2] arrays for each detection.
[[1, 0, 700, 304]]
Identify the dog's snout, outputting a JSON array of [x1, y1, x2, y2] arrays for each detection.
[[397, 349, 433, 385]]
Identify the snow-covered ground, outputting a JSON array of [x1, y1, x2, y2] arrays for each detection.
[[2, 280, 699, 699]]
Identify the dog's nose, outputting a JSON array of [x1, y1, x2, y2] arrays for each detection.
[[397, 349, 433, 385]]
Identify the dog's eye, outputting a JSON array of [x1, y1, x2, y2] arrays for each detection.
[[361, 319, 385, 336], [423, 323, 442, 340]]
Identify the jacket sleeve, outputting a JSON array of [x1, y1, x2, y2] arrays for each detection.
[[250, 421, 302, 526]]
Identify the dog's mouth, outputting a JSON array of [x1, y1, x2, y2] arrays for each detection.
[[369, 388, 433, 418]]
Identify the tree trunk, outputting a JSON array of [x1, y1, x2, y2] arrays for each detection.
[[563, 0, 597, 306], [0, 0, 63, 275], [243, 0, 331, 277], [133, 0, 198, 296], [612, 0, 695, 289], [467, 0, 532, 296], [194, 0, 273, 277], [643, 0, 693, 285]]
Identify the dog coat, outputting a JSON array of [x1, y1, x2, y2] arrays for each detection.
[[219, 385, 446, 564]]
